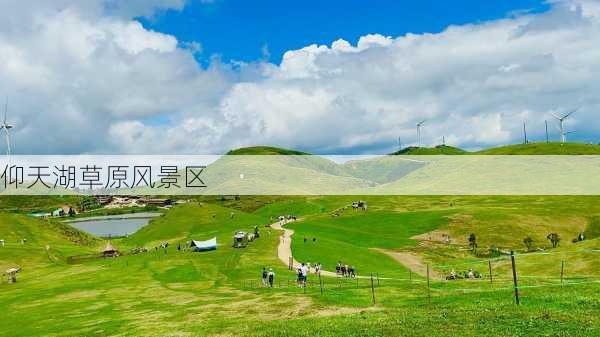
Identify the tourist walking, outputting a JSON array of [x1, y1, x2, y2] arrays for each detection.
[[301, 263, 308, 287], [261, 267, 268, 287], [268, 268, 275, 288]]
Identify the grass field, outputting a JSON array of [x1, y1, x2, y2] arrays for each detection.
[[0, 142, 599, 336], [0, 194, 599, 336]]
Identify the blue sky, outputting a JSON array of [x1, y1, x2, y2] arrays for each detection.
[[141, 0, 550, 64], [4, 0, 600, 154]]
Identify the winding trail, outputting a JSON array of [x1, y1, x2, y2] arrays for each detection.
[[271, 219, 337, 277], [271, 219, 436, 281]]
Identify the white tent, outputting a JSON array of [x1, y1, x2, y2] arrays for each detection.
[[190, 237, 217, 252]]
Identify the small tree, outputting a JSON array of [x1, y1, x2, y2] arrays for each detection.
[[547, 233, 561, 248], [523, 236, 534, 251], [468, 233, 478, 252]]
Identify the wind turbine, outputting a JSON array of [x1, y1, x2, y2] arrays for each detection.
[[416, 120, 426, 147], [0, 98, 14, 158], [564, 130, 576, 142], [551, 108, 578, 143]]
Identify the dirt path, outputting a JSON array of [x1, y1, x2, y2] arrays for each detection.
[[271, 220, 419, 280], [371, 248, 440, 279], [270, 219, 337, 277]]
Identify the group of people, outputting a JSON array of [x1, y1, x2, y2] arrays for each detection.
[[276, 214, 297, 225], [446, 268, 481, 280], [261, 267, 276, 287], [336, 262, 356, 278], [0, 238, 26, 246], [295, 262, 322, 286]]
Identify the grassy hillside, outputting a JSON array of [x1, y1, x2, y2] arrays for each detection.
[[228, 142, 600, 157], [475, 142, 600, 155], [0, 196, 82, 213], [287, 209, 452, 277], [392, 142, 600, 155], [1, 197, 600, 336], [256, 196, 600, 277], [124, 202, 267, 247], [227, 146, 310, 155], [0, 213, 99, 272], [392, 145, 467, 155]]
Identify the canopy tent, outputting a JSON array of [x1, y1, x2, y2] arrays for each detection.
[[190, 237, 217, 252], [102, 241, 119, 257]]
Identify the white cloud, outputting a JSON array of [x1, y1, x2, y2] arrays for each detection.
[[205, 0, 600, 153], [1, 0, 600, 155]]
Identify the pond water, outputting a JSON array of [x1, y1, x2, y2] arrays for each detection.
[[66, 213, 161, 237]]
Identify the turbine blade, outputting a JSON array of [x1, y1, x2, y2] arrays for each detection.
[[562, 107, 579, 119]]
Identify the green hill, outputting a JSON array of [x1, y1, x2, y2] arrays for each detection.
[[391, 142, 600, 155], [0, 196, 82, 213], [124, 202, 266, 246], [226, 146, 310, 155], [475, 142, 600, 155], [391, 145, 467, 155], [0, 213, 99, 270], [0, 213, 98, 247]]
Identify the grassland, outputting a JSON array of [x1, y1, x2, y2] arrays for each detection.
[[396, 142, 600, 155], [0, 195, 599, 336], [226, 142, 600, 156], [0, 142, 599, 336]]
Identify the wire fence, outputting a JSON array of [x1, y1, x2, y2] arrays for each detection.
[[240, 253, 600, 306]]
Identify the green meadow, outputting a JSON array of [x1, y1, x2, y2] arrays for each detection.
[[1, 195, 599, 336], [0, 144, 599, 336]]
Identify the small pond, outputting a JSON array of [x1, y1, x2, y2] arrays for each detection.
[[65, 212, 162, 237]]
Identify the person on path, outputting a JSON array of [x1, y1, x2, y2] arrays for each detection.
[[297, 267, 303, 286], [261, 267, 268, 287], [268, 268, 275, 288], [301, 263, 309, 287]]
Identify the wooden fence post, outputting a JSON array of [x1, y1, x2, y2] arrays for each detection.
[[488, 260, 493, 284], [426, 263, 431, 304], [319, 273, 323, 295], [510, 251, 520, 305], [560, 260, 565, 286], [370, 273, 376, 305]]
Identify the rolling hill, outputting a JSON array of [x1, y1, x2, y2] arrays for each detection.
[[0, 213, 99, 271], [391, 145, 467, 155], [228, 142, 600, 156], [226, 146, 310, 155], [474, 142, 600, 155]]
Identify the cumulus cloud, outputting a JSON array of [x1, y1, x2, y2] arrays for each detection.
[[211, 0, 600, 153], [1, 0, 600, 155]]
